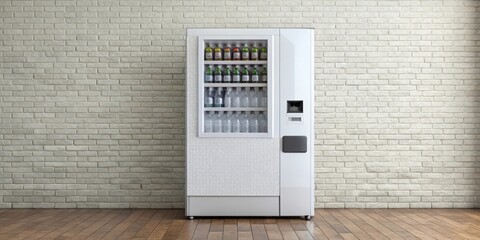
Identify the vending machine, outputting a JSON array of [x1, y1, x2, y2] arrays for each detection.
[[185, 29, 314, 219]]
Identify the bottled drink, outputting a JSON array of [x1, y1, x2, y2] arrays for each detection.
[[249, 88, 259, 107], [231, 112, 241, 132], [213, 88, 224, 107], [260, 44, 267, 60], [214, 66, 223, 83], [251, 66, 259, 82], [205, 66, 213, 83], [204, 112, 213, 132], [240, 88, 249, 107], [241, 67, 250, 82], [205, 87, 214, 107], [205, 44, 213, 60], [232, 66, 240, 83], [259, 87, 268, 107], [213, 112, 222, 132], [222, 112, 232, 133], [223, 67, 231, 83], [258, 112, 267, 132], [241, 44, 249, 60], [240, 111, 249, 133], [232, 44, 241, 60], [261, 67, 267, 82], [232, 88, 241, 107], [224, 87, 233, 107], [223, 44, 231, 60], [249, 112, 258, 133], [251, 43, 258, 60], [214, 44, 222, 60]]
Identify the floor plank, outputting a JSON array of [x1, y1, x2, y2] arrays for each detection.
[[0, 209, 478, 240]]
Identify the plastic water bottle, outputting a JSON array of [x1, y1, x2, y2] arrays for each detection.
[[249, 88, 259, 107], [204, 112, 213, 132], [258, 112, 267, 132], [232, 112, 241, 132], [222, 112, 232, 133], [205, 87, 214, 107], [213, 88, 223, 107], [232, 88, 241, 108], [240, 88, 249, 107], [224, 88, 233, 108], [260, 87, 267, 107], [213, 112, 222, 132], [240, 111, 249, 133], [248, 112, 258, 133]]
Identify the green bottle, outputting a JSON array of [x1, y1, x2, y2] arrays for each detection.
[[241, 67, 250, 82], [260, 44, 267, 60], [214, 66, 223, 83], [251, 43, 258, 60], [232, 66, 240, 82], [223, 67, 232, 82], [251, 66, 259, 82], [261, 67, 267, 82], [205, 66, 213, 83], [241, 44, 250, 60]]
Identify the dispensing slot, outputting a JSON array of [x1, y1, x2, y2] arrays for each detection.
[[282, 136, 307, 153], [287, 101, 303, 113]]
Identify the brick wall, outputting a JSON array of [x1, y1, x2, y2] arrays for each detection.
[[0, 0, 479, 208]]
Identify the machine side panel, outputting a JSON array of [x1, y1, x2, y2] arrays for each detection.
[[279, 29, 314, 216]]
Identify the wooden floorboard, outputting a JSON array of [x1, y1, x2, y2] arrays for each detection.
[[0, 209, 478, 239]]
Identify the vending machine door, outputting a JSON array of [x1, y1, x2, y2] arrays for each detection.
[[186, 29, 281, 216]]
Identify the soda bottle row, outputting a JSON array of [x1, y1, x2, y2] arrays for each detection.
[[205, 42, 267, 61], [204, 87, 268, 108], [204, 65, 267, 83], [204, 111, 268, 133]]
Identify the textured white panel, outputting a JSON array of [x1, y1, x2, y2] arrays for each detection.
[[186, 31, 280, 196]]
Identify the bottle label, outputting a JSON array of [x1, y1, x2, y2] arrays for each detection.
[[251, 75, 259, 82], [260, 52, 267, 60], [233, 52, 240, 60], [205, 52, 213, 60], [232, 75, 240, 82], [261, 75, 267, 82], [224, 53, 231, 60], [214, 75, 222, 82], [251, 52, 258, 60], [205, 75, 213, 82], [242, 52, 249, 60], [214, 52, 222, 60], [241, 75, 249, 82], [223, 76, 231, 82]]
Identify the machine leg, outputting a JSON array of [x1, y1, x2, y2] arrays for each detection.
[[187, 216, 194, 220], [304, 215, 311, 220]]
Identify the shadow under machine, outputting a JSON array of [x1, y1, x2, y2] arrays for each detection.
[[185, 29, 314, 219]]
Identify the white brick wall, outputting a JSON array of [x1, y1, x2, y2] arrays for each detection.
[[0, 0, 479, 208]]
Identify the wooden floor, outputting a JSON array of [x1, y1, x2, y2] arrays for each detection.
[[0, 209, 479, 239]]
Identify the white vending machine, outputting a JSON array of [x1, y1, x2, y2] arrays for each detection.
[[185, 29, 314, 219]]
